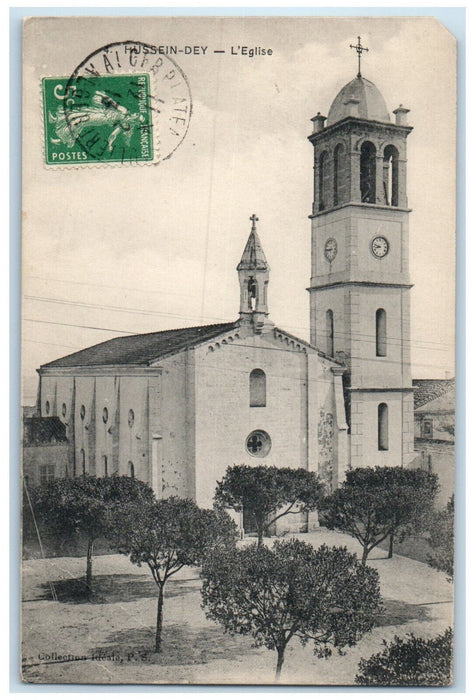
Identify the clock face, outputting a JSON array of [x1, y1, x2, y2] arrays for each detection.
[[324, 237, 338, 262], [371, 236, 389, 258]]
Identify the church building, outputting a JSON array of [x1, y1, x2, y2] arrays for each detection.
[[35, 47, 416, 529], [36, 216, 348, 519]]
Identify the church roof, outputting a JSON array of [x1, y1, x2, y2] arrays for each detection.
[[23, 416, 68, 445], [412, 378, 455, 409], [237, 225, 269, 271], [40, 321, 239, 369], [327, 75, 391, 126]]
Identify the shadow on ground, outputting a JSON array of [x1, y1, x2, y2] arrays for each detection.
[[376, 598, 430, 627], [33, 574, 198, 604], [89, 622, 254, 667]]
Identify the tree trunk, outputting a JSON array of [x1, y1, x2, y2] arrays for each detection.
[[155, 585, 164, 653], [361, 546, 369, 566], [388, 532, 394, 559], [86, 538, 94, 592], [275, 646, 286, 681], [257, 525, 264, 547]]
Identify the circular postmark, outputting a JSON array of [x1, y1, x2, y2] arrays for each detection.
[[61, 40, 192, 165]]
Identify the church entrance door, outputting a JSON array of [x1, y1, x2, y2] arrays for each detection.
[[242, 507, 257, 535]]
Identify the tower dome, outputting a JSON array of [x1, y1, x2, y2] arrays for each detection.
[[327, 76, 391, 126]]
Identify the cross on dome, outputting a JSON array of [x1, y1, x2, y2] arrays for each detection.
[[349, 36, 369, 78], [250, 213, 259, 231]]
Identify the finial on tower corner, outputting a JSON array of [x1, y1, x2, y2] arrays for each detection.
[[349, 36, 369, 78], [250, 213, 259, 232]]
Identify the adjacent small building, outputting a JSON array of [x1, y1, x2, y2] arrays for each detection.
[[22, 412, 69, 488], [413, 378, 455, 505]]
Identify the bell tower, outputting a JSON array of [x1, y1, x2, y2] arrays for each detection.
[[308, 39, 415, 468], [237, 214, 271, 333]]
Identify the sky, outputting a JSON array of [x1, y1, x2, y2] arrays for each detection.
[[22, 16, 456, 404]]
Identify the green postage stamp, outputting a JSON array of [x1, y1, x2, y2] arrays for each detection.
[[42, 74, 154, 164]]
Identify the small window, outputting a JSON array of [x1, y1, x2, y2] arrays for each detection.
[[128, 409, 135, 428], [326, 309, 334, 356], [102, 455, 108, 476], [61, 402, 67, 417], [376, 309, 387, 357], [378, 403, 389, 451], [80, 405, 86, 420], [127, 460, 135, 478], [102, 407, 109, 423], [80, 448, 86, 475], [39, 464, 55, 485], [250, 369, 266, 407], [422, 419, 433, 439], [45, 401, 50, 415], [246, 430, 271, 458]]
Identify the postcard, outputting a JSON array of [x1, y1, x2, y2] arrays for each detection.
[[21, 15, 456, 685]]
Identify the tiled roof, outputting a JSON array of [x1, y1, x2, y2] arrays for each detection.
[[412, 378, 455, 409], [23, 416, 68, 445], [40, 322, 239, 369]]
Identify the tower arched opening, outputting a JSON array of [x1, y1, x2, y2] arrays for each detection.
[[319, 150, 331, 210], [360, 141, 376, 203], [383, 145, 399, 206], [333, 144, 345, 206]]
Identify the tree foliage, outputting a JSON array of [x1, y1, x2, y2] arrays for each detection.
[[109, 496, 238, 652], [201, 538, 383, 680], [215, 465, 323, 545], [355, 628, 453, 686], [31, 475, 156, 591], [320, 467, 439, 564], [426, 495, 454, 581]]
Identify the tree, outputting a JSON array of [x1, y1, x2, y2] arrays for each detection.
[[201, 538, 383, 681], [382, 467, 440, 558], [427, 495, 454, 581], [355, 628, 453, 686], [320, 467, 439, 565], [109, 497, 238, 653], [31, 475, 155, 592], [215, 465, 323, 546]]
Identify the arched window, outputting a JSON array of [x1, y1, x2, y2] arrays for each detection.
[[102, 455, 108, 477], [376, 308, 387, 357], [128, 461, 135, 478], [80, 448, 86, 475], [360, 141, 376, 203], [250, 369, 266, 407], [333, 144, 344, 206], [378, 403, 389, 451], [319, 151, 330, 211], [248, 277, 257, 310], [45, 400, 50, 415], [326, 310, 334, 356], [383, 145, 399, 206]]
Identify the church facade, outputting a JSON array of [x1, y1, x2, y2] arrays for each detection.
[[37, 219, 348, 519], [35, 59, 416, 527]]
